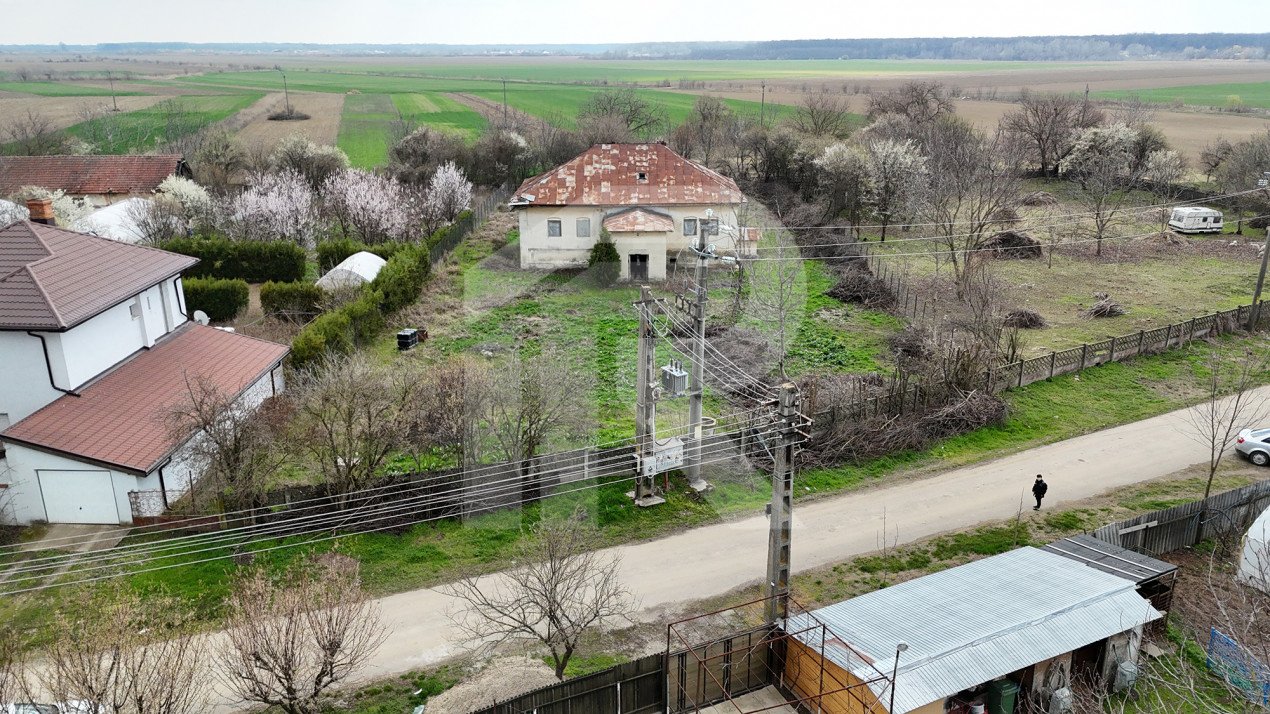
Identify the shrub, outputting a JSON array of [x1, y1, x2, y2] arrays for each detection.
[[183, 277, 249, 322], [344, 289, 386, 345], [260, 281, 324, 320], [372, 246, 430, 313], [588, 230, 621, 286], [163, 238, 306, 282], [290, 310, 353, 369]]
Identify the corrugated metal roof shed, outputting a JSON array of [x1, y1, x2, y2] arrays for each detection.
[[1042, 534, 1178, 584], [790, 547, 1162, 713]]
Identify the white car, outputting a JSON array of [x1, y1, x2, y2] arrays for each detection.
[[1236, 428, 1270, 466]]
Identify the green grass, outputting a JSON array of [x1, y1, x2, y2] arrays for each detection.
[[1096, 81, 1270, 110], [309, 666, 456, 714], [336, 93, 399, 168], [0, 81, 147, 96], [64, 94, 260, 153], [391, 92, 486, 136]]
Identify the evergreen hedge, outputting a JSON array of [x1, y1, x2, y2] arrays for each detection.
[[260, 281, 325, 320], [183, 277, 249, 322], [164, 238, 306, 283]]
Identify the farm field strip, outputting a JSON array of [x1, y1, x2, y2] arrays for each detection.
[[1096, 81, 1270, 109], [64, 93, 262, 154], [337, 93, 400, 168], [0, 81, 149, 97]]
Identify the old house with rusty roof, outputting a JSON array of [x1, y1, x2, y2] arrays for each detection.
[[0, 201, 287, 525], [510, 143, 747, 281], [0, 154, 189, 207]]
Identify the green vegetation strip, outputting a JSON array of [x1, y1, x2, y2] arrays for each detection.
[[0, 81, 148, 97], [1096, 81, 1270, 110], [65, 94, 260, 154]]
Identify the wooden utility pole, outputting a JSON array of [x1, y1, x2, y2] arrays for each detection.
[[1247, 173, 1270, 330], [633, 286, 665, 507], [106, 70, 118, 112], [765, 382, 799, 624], [502, 78, 508, 124], [760, 80, 766, 128]]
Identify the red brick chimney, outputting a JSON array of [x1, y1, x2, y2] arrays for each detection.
[[26, 198, 55, 226]]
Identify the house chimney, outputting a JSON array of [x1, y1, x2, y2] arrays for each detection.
[[26, 198, 55, 226]]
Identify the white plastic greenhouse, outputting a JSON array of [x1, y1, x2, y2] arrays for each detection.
[[75, 198, 153, 243], [316, 251, 387, 291], [1238, 506, 1270, 593]]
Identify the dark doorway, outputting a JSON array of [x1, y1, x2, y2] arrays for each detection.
[[630, 254, 649, 281]]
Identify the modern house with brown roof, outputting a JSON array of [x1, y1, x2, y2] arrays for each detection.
[[0, 154, 189, 207], [0, 212, 288, 524], [510, 143, 747, 281]]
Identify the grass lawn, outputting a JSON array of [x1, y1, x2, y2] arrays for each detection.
[[1096, 81, 1270, 110], [0, 81, 147, 97], [64, 94, 260, 153]]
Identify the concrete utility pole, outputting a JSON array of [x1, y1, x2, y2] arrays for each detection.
[[685, 214, 717, 493], [633, 286, 665, 507], [1247, 171, 1270, 330], [760, 80, 766, 128], [765, 382, 799, 624]]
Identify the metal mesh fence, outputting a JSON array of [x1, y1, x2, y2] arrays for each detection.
[[1207, 627, 1270, 705]]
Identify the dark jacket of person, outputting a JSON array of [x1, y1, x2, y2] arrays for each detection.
[[1032, 479, 1048, 498]]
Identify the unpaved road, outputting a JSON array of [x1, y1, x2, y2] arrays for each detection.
[[200, 388, 1269, 711]]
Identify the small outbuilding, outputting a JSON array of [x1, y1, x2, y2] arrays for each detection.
[[316, 251, 386, 291], [74, 197, 153, 244], [1238, 506, 1270, 592]]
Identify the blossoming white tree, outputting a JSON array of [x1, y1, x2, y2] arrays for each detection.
[[320, 168, 420, 244], [423, 161, 473, 227], [224, 169, 320, 246], [862, 138, 928, 241]]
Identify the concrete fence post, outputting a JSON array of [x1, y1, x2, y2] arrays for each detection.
[[1189, 317, 1197, 343], [1163, 323, 1172, 350], [1109, 336, 1116, 362], [1079, 343, 1088, 370], [1049, 352, 1057, 379], [1137, 330, 1145, 357]]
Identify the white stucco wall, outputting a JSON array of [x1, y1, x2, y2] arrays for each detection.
[[46, 278, 182, 390], [517, 204, 741, 278], [0, 332, 63, 425], [1, 365, 283, 525]]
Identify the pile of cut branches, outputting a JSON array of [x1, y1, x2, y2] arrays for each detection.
[[1083, 292, 1127, 318]]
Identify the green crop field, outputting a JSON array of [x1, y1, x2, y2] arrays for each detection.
[[65, 94, 261, 154], [0, 81, 148, 97], [337, 93, 400, 168], [391, 92, 487, 136], [270, 58, 1091, 84], [1096, 81, 1270, 109]]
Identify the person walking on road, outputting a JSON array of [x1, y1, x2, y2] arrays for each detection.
[[1032, 474, 1048, 510]]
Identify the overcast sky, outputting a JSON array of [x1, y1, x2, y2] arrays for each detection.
[[1, 0, 1267, 45]]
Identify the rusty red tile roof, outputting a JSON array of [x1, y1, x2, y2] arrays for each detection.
[[1, 323, 288, 474], [602, 207, 675, 233], [512, 143, 744, 207], [0, 221, 197, 330], [0, 155, 187, 196]]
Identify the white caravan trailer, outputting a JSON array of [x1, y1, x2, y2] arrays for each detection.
[[1168, 207, 1224, 234]]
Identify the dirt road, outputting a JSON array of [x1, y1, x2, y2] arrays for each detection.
[[201, 388, 1266, 710]]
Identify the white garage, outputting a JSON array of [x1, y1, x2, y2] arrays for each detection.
[[38, 469, 121, 524]]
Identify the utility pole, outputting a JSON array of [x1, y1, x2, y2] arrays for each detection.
[[502, 77, 508, 124], [686, 212, 716, 493], [765, 382, 799, 624], [760, 80, 766, 128], [1247, 170, 1270, 331], [106, 70, 118, 112], [633, 286, 666, 507]]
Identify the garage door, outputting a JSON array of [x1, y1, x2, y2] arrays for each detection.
[[38, 469, 120, 524]]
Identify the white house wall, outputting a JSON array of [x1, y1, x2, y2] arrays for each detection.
[[0, 332, 63, 425], [1, 444, 137, 525], [48, 280, 182, 390], [518, 204, 741, 274]]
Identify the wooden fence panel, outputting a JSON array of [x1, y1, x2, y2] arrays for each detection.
[[1091, 481, 1270, 555]]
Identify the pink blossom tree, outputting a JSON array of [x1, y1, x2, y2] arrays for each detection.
[[224, 169, 320, 246], [424, 161, 473, 227], [320, 168, 421, 244]]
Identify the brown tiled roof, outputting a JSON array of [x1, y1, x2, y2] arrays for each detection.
[[1, 324, 288, 474], [0, 155, 186, 196], [602, 207, 674, 233], [0, 221, 197, 330], [512, 143, 744, 207]]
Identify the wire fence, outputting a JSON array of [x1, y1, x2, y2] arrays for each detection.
[[428, 188, 510, 267]]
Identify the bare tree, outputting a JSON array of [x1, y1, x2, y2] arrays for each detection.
[[678, 95, 734, 166], [0, 629, 28, 706], [866, 81, 955, 125], [3, 109, 73, 156], [1217, 129, 1270, 235], [294, 354, 424, 502], [918, 117, 1023, 289], [168, 376, 287, 517], [746, 233, 805, 378], [1200, 136, 1234, 184], [1144, 149, 1189, 233], [191, 127, 247, 191], [577, 89, 665, 140], [999, 91, 1105, 176], [482, 353, 594, 507], [41, 585, 210, 714], [789, 92, 853, 138], [219, 558, 387, 714], [447, 513, 635, 680], [1059, 124, 1152, 257], [1185, 346, 1270, 502]]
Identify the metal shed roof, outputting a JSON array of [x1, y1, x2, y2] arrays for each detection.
[[1042, 534, 1178, 584], [790, 547, 1162, 713]]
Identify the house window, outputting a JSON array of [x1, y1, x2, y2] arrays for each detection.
[[129, 302, 142, 319], [547, 219, 562, 237], [683, 218, 698, 236], [576, 217, 591, 238], [637, 172, 648, 182]]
